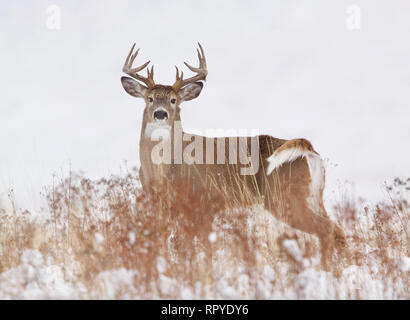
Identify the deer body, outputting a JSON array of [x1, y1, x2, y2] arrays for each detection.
[[121, 43, 346, 268], [139, 123, 263, 202]]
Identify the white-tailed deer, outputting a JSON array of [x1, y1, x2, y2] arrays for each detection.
[[120, 43, 346, 268]]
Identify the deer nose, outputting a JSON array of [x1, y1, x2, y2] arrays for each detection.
[[153, 110, 168, 120]]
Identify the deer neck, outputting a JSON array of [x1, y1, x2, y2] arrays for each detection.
[[139, 113, 184, 165]]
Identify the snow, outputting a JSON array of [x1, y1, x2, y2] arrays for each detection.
[[94, 233, 104, 252], [128, 231, 136, 246], [90, 268, 138, 299], [282, 239, 309, 268], [208, 232, 217, 243], [399, 256, 410, 273], [0, 247, 408, 299], [0, 250, 86, 299], [156, 256, 167, 274]]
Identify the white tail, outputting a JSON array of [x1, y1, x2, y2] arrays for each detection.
[[267, 147, 313, 174]]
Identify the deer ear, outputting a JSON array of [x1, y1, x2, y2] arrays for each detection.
[[121, 76, 147, 98], [179, 82, 203, 102]]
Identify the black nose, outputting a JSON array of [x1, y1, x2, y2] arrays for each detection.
[[154, 110, 168, 120]]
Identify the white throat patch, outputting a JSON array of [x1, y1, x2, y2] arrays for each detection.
[[144, 121, 171, 140]]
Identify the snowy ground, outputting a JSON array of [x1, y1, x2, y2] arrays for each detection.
[[0, 174, 408, 299], [0, 247, 407, 299]]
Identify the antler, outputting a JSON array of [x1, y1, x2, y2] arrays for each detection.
[[122, 43, 155, 89], [172, 42, 208, 92]]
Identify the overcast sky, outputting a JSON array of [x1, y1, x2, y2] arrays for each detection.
[[1, 0, 409, 210]]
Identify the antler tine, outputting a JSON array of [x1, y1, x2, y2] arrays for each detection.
[[129, 47, 140, 68], [174, 66, 184, 81], [175, 66, 179, 79], [184, 43, 207, 73], [122, 43, 155, 89], [198, 42, 206, 62], [172, 42, 208, 91], [124, 43, 135, 67], [146, 65, 154, 79]]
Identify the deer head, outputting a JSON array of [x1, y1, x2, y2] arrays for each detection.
[[121, 43, 207, 127]]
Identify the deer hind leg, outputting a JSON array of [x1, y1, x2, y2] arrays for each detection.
[[264, 190, 339, 270], [303, 151, 347, 252], [262, 139, 346, 270]]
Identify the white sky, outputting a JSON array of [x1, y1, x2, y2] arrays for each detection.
[[1, 0, 409, 210]]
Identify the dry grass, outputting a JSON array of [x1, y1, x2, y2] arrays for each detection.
[[0, 170, 408, 299]]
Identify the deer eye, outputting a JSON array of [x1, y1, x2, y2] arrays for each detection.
[[171, 98, 176, 104], [148, 97, 153, 103]]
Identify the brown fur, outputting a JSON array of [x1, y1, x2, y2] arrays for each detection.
[[273, 138, 318, 155]]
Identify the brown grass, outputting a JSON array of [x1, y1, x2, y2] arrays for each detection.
[[0, 171, 408, 299]]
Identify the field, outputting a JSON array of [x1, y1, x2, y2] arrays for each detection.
[[0, 169, 408, 299]]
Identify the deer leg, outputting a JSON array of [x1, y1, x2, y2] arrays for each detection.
[[139, 167, 149, 193], [264, 191, 343, 271]]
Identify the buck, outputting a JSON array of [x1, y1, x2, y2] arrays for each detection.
[[120, 43, 346, 267]]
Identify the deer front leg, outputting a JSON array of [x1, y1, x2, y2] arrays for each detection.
[[139, 167, 149, 193]]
